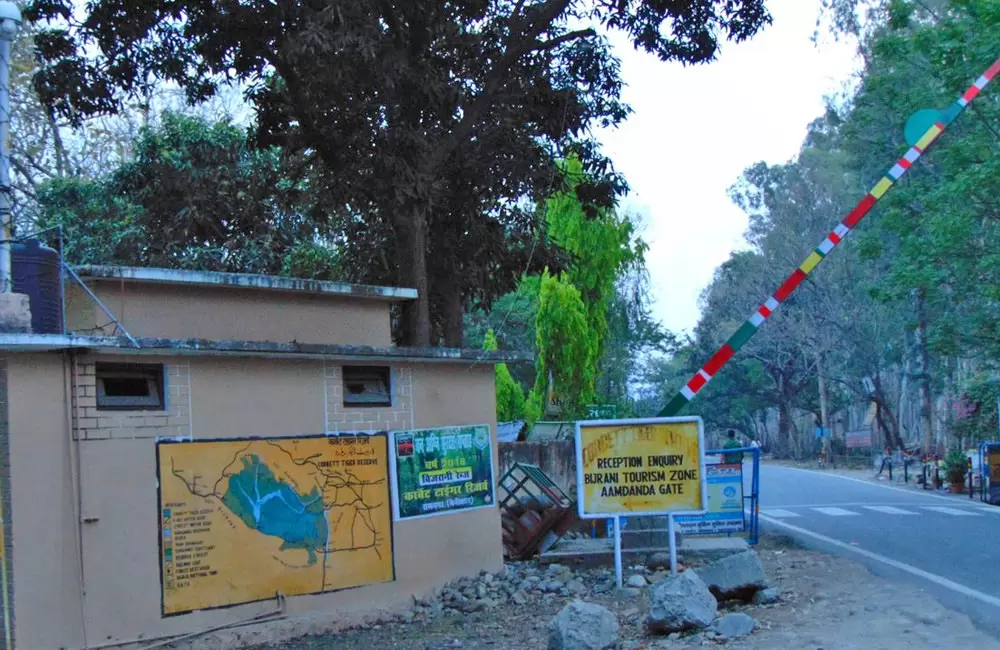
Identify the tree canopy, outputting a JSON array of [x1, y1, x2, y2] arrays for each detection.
[[26, 0, 772, 346], [648, 0, 1000, 455], [36, 111, 342, 278]]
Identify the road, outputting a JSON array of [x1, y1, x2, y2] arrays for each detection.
[[757, 464, 1000, 639]]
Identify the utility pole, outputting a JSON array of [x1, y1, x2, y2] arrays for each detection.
[[0, 1, 20, 294]]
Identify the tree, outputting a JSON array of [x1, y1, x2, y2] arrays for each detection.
[[484, 329, 527, 422], [36, 112, 342, 279], [667, 0, 1000, 456], [546, 156, 646, 365], [465, 162, 667, 412], [529, 269, 597, 420], [465, 274, 543, 389], [27, 0, 773, 346]]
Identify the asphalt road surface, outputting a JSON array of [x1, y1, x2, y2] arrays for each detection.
[[757, 464, 1000, 639]]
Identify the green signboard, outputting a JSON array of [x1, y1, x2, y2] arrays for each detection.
[[586, 404, 617, 420], [390, 425, 495, 520]]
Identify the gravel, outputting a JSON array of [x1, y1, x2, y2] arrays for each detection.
[[175, 533, 1000, 650]]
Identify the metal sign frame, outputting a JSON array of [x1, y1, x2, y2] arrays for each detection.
[[574, 416, 707, 587]]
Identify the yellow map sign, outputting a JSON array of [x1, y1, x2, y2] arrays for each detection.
[[156, 434, 394, 615], [575, 418, 706, 518]]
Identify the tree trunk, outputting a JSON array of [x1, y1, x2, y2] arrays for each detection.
[[817, 352, 832, 462], [48, 109, 69, 177], [394, 210, 432, 346], [440, 271, 464, 348], [778, 400, 799, 460], [897, 356, 909, 441], [872, 379, 904, 450], [914, 292, 934, 454]]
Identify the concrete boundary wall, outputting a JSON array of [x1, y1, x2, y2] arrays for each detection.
[[498, 441, 576, 498]]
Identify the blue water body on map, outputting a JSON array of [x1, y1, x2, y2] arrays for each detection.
[[222, 455, 328, 564]]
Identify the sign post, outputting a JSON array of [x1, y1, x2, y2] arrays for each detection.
[[575, 417, 706, 587]]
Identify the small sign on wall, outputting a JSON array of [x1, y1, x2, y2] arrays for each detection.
[[390, 425, 495, 520]]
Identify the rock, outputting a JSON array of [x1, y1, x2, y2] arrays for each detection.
[[476, 584, 488, 599], [544, 580, 565, 593], [548, 563, 568, 575], [593, 579, 616, 594], [461, 600, 487, 613], [752, 588, 781, 605], [566, 579, 587, 595], [511, 591, 529, 606], [694, 551, 767, 601], [648, 552, 671, 570], [425, 640, 462, 650], [679, 538, 750, 564], [646, 570, 718, 633], [619, 587, 641, 598], [711, 613, 756, 638], [626, 574, 648, 588], [548, 600, 619, 650]]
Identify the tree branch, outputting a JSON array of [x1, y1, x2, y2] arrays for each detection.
[[534, 28, 597, 52]]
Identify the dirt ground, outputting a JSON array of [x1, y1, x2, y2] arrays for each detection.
[[176, 533, 1000, 650]]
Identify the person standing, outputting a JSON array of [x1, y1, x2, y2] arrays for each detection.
[[722, 429, 744, 464]]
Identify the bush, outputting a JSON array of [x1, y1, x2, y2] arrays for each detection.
[[944, 449, 970, 485]]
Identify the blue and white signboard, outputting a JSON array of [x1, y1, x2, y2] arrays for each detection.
[[674, 463, 744, 535]]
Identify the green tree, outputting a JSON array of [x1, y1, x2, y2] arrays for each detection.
[[530, 270, 598, 420], [484, 329, 527, 422], [545, 156, 644, 363], [668, 0, 1000, 456], [466, 167, 667, 413], [36, 112, 342, 279], [27, 0, 772, 346]]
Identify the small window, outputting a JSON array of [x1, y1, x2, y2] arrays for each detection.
[[96, 363, 165, 411], [342, 366, 392, 407]]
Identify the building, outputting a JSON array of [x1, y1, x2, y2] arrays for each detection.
[[0, 264, 525, 650]]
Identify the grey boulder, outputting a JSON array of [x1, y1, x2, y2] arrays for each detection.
[[711, 612, 756, 638], [548, 600, 620, 650], [626, 574, 648, 588], [752, 587, 781, 605], [695, 550, 767, 601], [646, 570, 718, 633]]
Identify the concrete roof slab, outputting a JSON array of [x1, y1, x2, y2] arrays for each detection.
[[73, 266, 418, 301]]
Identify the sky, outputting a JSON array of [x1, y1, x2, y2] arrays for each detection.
[[598, 0, 861, 338]]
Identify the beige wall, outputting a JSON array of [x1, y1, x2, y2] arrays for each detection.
[[7, 352, 501, 649], [65, 282, 394, 347], [6, 354, 86, 650]]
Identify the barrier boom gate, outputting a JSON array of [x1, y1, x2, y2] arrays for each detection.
[[659, 55, 1000, 418]]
